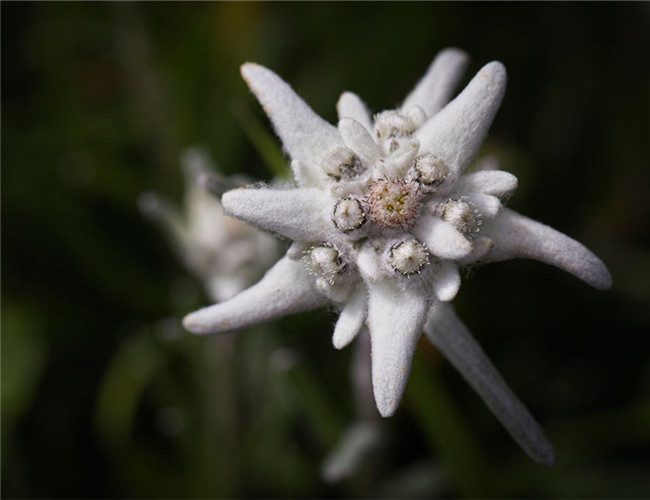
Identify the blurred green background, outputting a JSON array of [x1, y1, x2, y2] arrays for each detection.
[[3, 2, 650, 498]]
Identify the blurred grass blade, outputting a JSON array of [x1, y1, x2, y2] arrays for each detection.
[[1, 304, 47, 430], [286, 360, 345, 449], [230, 101, 290, 179], [406, 355, 495, 498], [94, 331, 166, 453]]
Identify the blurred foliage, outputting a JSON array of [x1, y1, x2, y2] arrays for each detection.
[[2, 2, 650, 498]]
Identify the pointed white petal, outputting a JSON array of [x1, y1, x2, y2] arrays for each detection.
[[483, 208, 612, 290], [338, 118, 380, 162], [291, 159, 328, 188], [468, 193, 502, 221], [356, 242, 385, 283], [184, 256, 328, 335], [333, 286, 368, 349], [413, 215, 473, 260], [432, 261, 461, 302], [222, 187, 333, 241], [337, 91, 373, 132], [401, 47, 470, 119], [241, 63, 342, 165], [367, 279, 431, 417], [381, 139, 420, 178], [415, 61, 507, 173], [456, 170, 518, 198], [424, 303, 556, 466]]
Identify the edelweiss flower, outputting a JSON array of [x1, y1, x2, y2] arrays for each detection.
[[140, 147, 280, 302], [183, 48, 611, 465]]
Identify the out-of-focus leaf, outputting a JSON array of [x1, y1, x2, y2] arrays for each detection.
[[406, 354, 495, 498], [373, 460, 448, 499], [286, 357, 346, 449], [94, 329, 166, 452], [1, 303, 47, 428], [231, 101, 291, 180]]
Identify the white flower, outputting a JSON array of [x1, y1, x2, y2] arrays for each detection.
[[139, 147, 281, 302], [183, 48, 612, 465]]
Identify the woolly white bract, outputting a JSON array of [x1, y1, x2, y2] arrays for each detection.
[[183, 48, 611, 465]]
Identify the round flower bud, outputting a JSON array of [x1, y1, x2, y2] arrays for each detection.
[[440, 199, 480, 234], [375, 110, 416, 139], [388, 239, 430, 275], [414, 154, 448, 186], [405, 105, 428, 129], [321, 147, 363, 180], [333, 197, 365, 233], [309, 245, 346, 283]]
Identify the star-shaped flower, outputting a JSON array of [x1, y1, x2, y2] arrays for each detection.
[[183, 48, 611, 465]]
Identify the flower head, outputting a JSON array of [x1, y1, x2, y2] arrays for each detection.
[[183, 48, 611, 465], [139, 147, 281, 302]]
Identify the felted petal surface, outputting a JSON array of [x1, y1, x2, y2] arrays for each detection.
[[467, 192, 502, 221], [337, 91, 373, 132], [432, 261, 461, 302], [456, 236, 494, 266], [291, 159, 327, 188], [241, 63, 342, 165], [366, 279, 431, 417], [333, 286, 368, 349], [424, 303, 556, 466], [455, 170, 518, 198], [483, 208, 612, 290], [380, 139, 420, 178], [356, 243, 384, 284], [184, 256, 328, 335], [222, 187, 333, 242], [401, 47, 470, 119], [413, 215, 473, 260], [338, 118, 380, 162], [415, 61, 507, 174]]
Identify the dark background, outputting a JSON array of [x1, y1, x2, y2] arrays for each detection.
[[3, 2, 650, 498]]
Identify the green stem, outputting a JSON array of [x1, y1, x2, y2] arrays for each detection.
[[407, 355, 496, 498]]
